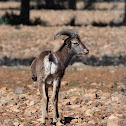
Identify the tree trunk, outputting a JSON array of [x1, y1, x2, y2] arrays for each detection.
[[20, 0, 30, 24], [68, 0, 76, 10], [45, 0, 54, 9], [123, 0, 126, 23], [37, 0, 41, 9], [84, 0, 96, 10]]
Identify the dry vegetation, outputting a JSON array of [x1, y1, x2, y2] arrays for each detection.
[[0, 1, 126, 126], [0, 2, 125, 26]]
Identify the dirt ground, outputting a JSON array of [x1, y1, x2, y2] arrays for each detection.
[[0, 1, 126, 126], [0, 65, 126, 126], [0, 65, 126, 88]]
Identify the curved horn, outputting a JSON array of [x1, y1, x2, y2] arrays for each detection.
[[54, 29, 78, 40]]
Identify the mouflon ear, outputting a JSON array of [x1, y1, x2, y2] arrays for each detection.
[[67, 39, 72, 49]]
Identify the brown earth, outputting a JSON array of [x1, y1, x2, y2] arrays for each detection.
[[0, 66, 126, 126], [0, 25, 126, 58]]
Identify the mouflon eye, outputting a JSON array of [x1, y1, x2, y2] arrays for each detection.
[[73, 42, 79, 46]]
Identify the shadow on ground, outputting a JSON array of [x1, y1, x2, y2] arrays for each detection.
[[92, 21, 126, 27], [1, 12, 126, 27], [0, 12, 47, 25], [0, 56, 34, 66], [60, 117, 75, 125], [71, 55, 126, 66], [0, 55, 126, 66]]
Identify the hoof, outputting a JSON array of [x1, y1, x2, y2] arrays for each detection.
[[50, 122, 56, 126], [41, 122, 46, 125], [41, 119, 46, 125], [34, 81, 38, 85], [45, 117, 48, 120], [42, 123, 46, 126], [53, 118, 58, 123], [53, 122, 56, 126]]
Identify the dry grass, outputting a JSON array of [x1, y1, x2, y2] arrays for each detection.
[[0, 2, 125, 26]]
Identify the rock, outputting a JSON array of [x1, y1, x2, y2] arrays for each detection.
[[0, 97, 10, 106], [88, 89, 97, 93], [70, 104, 80, 109], [80, 122, 89, 126], [72, 98, 81, 104], [71, 96, 81, 104], [8, 121, 14, 126], [70, 119, 78, 124], [117, 84, 126, 92], [35, 123, 42, 126], [29, 95, 37, 101], [107, 83, 113, 88], [36, 90, 40, 96], [24, 107, 37, 116], [88, 120, 95, 124], [118, 94, 126, 104], [91, 107, 99, 112], [63, 99, 71, 105], [101, 119, 107, 126], [118, 120, 126, 126], [24, 100, 30, 105], [9, 105, 20, 113], [106, 106, 115, 113], [0, 86, 7, 95], [6, 92, 16, 100], [14, 122, 20, 126], [19, 122, 30, 126], [4, 120, 13, 126], [61, 81, 68, 86], [56, 121, 64, 126], [85, 109, 94, 117], [0, 106, 5, 113], [27, 85, 36, 90], [37, 118, 43, 122], [111, 96, 119, 102], [72, 62, 84, 67], [15, 87, 24, 94], [109, 115, 118, 120], [59, 91, 67, 100], [95, 90, 103, 98], [67, 88, 79, 96], [79, 105, 88, 113], [29, 101, 35, 106], [85, 93, 96, 100], [86, 100, 93, 105], [107, 115, 120, 126], [102, 93, 111, 98], [19, 94, 28, 99], [91, 83, 97, 86], [1, 87, 7, 91]]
